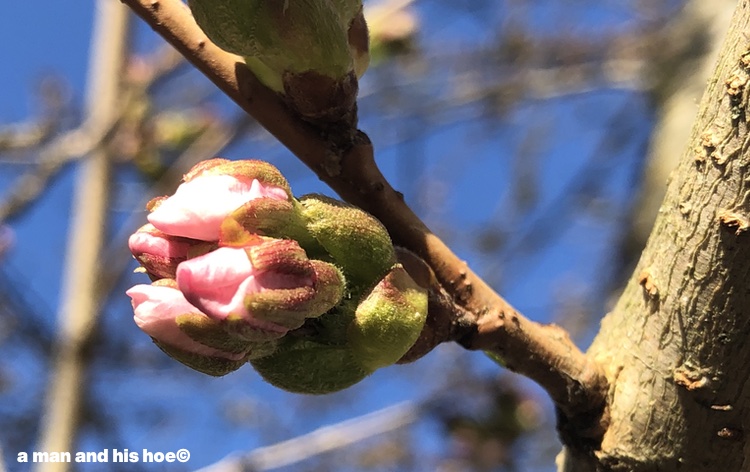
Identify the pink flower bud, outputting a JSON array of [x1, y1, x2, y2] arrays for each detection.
[[148, 175, 288, 241], [127, 282, 276, 376], [176, 240, 344, 339], [128, 224, 209, 280], [128, 284, 244, 349]]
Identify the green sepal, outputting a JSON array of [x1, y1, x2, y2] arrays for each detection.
[[347, 264, 428, 371], [219, 198, 321, 251], [175, 312, 274, 358], [250, 338, 368, 394], [151, 340, 247, 377], [188, 0, 353, 91], [245, 261, 345, 328], [299, 194, 396, 286], [189, 158, 293, 198]]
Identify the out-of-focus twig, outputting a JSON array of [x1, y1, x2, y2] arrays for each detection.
[[0, 119, 119, 223], [0, 42, 185, 224], [196, 402, 418, 472], [35, 3, 130, 471], [0, 122, 57, 153]]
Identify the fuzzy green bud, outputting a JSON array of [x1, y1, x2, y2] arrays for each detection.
[[188, 0, 352, 85], [348, 264, 428, 371], [187, 0, 366, 122], [250, 338, 368, 394], [299, 194, 396, 286]]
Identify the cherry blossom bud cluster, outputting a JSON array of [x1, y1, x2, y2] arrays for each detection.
[[127, 158, 426, 393]]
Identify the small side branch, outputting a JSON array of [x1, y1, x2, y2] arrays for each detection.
[[121, 0, 609, 449], [459, 304, 609, 450]]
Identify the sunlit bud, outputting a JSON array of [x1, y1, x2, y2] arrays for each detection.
[[128, 223, 211, 281], [299, 194, 395, 286], [188, 0, 362, 122], [127, 281, 269, 376], [182, 158, 292, 195], [147, 159, 290, 241], [348, 264, 428, 370], [188, 0, 353, 89], [248, 265, 427, 393], [250, 338, 368, 394], [176, 241, 344, 340]]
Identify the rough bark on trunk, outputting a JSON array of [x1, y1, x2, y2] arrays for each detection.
[[560, 1, 750, 470], [626, 0, 734, 264]]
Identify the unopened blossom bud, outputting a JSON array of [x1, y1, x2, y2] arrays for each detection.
[[248, 264, 426, 394], [182, 158, 292, 194], [128, 223, 211, 280], [348, 264, 428, 371], [147, 159, 290, 241], [176, 240, 344, 341], [188, 0, 353, 90], [250, 338, 368, 394], [127, 281, 272, 376], [188, 0, 363, 122], [299, 194, 395, 286]]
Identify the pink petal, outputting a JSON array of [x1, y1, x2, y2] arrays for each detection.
[[126, 284, 246, 361], [128, 224, 193, 259], [176, 247, 288, 336], [248, 178, 289, 201], [148, 175, 287, 241], [176, 247, 255, 320]]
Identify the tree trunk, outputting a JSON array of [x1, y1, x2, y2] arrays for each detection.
[[624, 0, 734, 267], [560, 1, 750, 470]]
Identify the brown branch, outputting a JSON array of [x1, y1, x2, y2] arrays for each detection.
[[121, 0, 609, 449]]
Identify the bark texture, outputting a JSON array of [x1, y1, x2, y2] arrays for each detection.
[[628, 0, 734, 258], [561, 1, 750, 470]]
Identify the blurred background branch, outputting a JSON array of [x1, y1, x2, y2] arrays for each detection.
[[198, 402, 418, 472], [35, 2, 130, 469]]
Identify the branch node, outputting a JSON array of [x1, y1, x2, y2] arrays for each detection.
[[637, 267, 659, 298], [718, 209, 749, 235]]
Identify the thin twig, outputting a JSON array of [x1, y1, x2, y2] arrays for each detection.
[[121, 0, 609, 449], [195, 402, 418, 472], [0, 118, 119, 223], [0, 43, 185, 223], [0, 121, 56, 152]]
